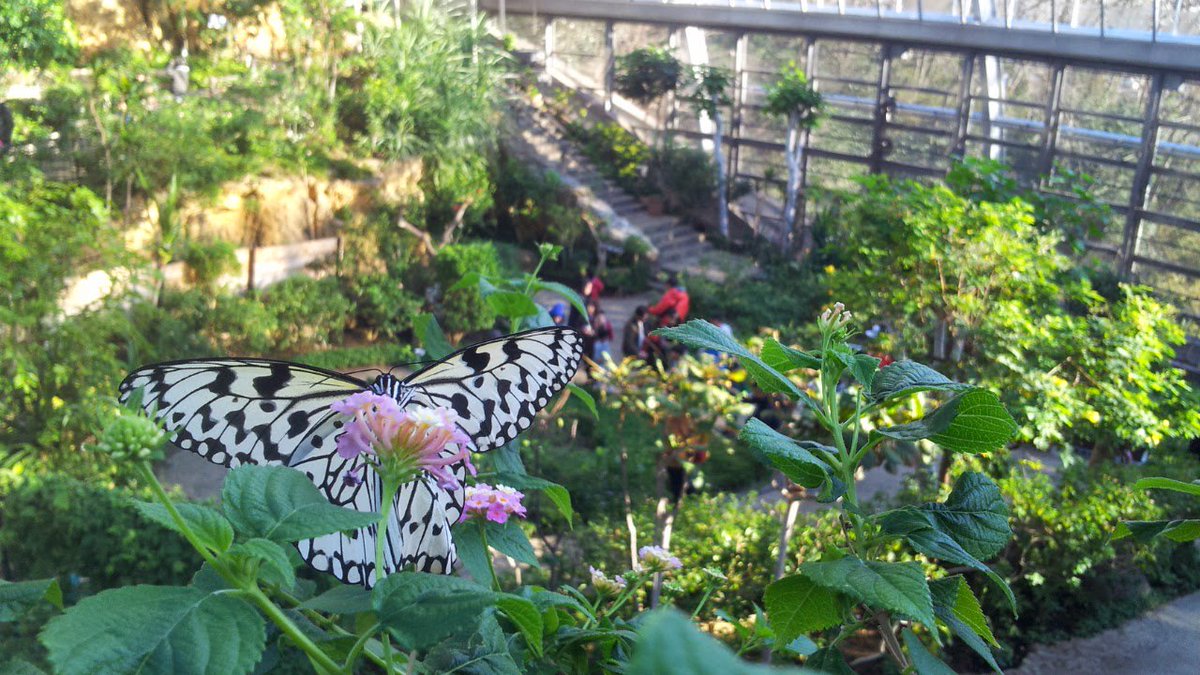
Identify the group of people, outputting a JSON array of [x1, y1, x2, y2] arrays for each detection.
[[550, 269, 691, 371]]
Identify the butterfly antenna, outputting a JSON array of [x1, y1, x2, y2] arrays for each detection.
[[388, 359, 436, 375], [343, 366, 384, 380]]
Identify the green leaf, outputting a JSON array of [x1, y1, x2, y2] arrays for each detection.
[[492, 441, 526, 475], [41, 585, 266, 675], [805, 647, 855, 675], [451, 523, 494, 585], [414, 313, 454, 359], [654, 320, 802, 399], [929, 577, 997, 647], [922, 472, 1011, 560], [0, 657, 46, 675], [0, 579, 62, 622], [487, 291, 540, 319], [298, 585, 373, 615], [762, 339, 821, 372], [1133, 477, 1200, 498], [221, 465, 380, 543], [764, 575, 842, 645], [531, 279, 588, 318], [739, 418, 832, 488], [901, 629, 955, 675], [627, 610, 807, 674], [877, 389, 1016, 454], [190, 563, 230, 593], [495, 471, 574, 524], [869, 360, 969, 402], [135, 501, 234, 554], [829, 347, 880, 389], [227, 538, 295, 590], [781, 635, 818, 657], [930, 577, 1001, 673], [1115, 519, 1200, 543], [497, 595, 544, 657], [566, 383, 598, 420], [484, 520, 539, 568], [373, 572, 496, 650], [799, 558, 936, 629]]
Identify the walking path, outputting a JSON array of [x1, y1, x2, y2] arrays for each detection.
[[1009, 590, 1200, 674]]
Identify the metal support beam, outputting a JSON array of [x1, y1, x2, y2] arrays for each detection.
[[869, 45, 894, 174], [603, 20, 615, 113], [1037, 63, 1066, 179], [730, 32, 749, 180], [952, 53, 975, 158], [1120, 73, 1165, 276]]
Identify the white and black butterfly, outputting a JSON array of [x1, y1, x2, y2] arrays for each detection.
[[119, 326, 583, 587]]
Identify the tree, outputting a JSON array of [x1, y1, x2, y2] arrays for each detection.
[[0, 0, 76, 71], [614, 47, 683, 149], [683, 66, 733, 238], [764, 62, 823, 250]]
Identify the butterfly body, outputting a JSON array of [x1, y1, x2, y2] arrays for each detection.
[[119, 327, 583, 586]]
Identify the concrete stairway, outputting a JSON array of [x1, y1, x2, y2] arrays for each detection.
[[503, 95, 736, 280]]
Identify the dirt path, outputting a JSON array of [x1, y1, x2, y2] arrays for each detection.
[[1009, 590, 1200, 674]]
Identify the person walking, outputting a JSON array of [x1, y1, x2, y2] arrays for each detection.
[[623, 305, 649, 358], [590, 302, 614, 365], [648, 273, 689, 322]]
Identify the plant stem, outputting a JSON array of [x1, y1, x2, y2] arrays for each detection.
[[342, 624, 380, 672], [247, 586, 343, 674], [136, 463, 221, 569], [478, 522, 502, 591]]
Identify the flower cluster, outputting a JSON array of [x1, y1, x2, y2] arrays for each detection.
[[637, 546, 682, 573], [818, 301, 853, 330], [589, 566, 628, 595], [330, 392, 475, 489], [94, 413, 169, 462], [461, 483, 528, 524]]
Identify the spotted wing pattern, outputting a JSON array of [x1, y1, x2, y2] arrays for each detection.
[[403, 326, 584, 452]]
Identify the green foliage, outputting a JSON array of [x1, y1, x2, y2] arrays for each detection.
[[493, 153, 589, 248], [0, 0, 76, 69], [652, 143, 716, 212], [221, 465, 380, 543], [179, 240, 239, 289], [687, 260, 827, 337], [614, 48, 684, 105], [565, 120, 651, 195], [434, 241, 501, 334], [763, 62, 823, 128], [294, 343, 418, 372], [345, 273, 423, 339], [0, 472, 202, 588], [263, 276, 352, 353]]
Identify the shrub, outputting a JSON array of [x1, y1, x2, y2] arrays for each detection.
[[345, 273, 423, 338], [294, 343, 418, 372], [614, 48, 683, 106], [0, 471, 201, 589], [492, 154, 588, 248], [565, 120, 651, 196], [651, 143, 715, 214], [264, 276, 352, 352], [687, 260, 827, 336], [434, 242, 500, 335], [179, 239, 239, 288]]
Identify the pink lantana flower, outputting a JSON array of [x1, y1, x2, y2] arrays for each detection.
[[329, 392, 476, 490], [461, 483, 528, 524], [637, 545, 682, 573]]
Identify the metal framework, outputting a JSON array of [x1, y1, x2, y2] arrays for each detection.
[[484, 0, 1200, 336]]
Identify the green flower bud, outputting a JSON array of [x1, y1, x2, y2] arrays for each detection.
[[95, 413, 168, 463]]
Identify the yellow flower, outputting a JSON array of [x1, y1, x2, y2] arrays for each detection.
[[1083, 410, 1101, 425], [824, 264, 837, 275]]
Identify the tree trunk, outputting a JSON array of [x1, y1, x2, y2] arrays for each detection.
[[713, 104, 728, 238], [783, 112, 802, 247], [774, 496, 801, 580]]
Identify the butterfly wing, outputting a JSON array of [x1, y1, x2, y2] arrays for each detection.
[[402, 326, 584, 452], [118, 359, 449, 585]]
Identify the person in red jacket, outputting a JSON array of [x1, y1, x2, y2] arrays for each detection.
[[648, 273, 689, 321]]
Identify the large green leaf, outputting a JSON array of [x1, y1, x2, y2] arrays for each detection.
[[0, 579, 62, 622], [221, 466, 380, 543], [565, 383, 598, 421], [413, 313, 454, 359], [799, 558, 936, 629], [922, 472, 1011, 560], [373, 572, 496, 650], [484, 520, 539, 568], [226, 538, 295, 590], [1133, 477, 1200, 498], [877, 389, 1015, 454], [739, 418, 832, 488], [497, 595, 543, 657], [135, 501, 234, 554], [762, 339, 821, 372], [930, 577, 1001, 673], [451, 523, 493, 585], [764, 575, 843, 645], [654, 320, 801, 399], [901, 629, 955, 675], [1115, 519, 1200, 543], [828, 346, 880, 389], [530, 279, 588, 319], [627, 610, 809, 675], [298, 585, 373, 615], [41, 585, 266, 675], [495, 471, 574, 524], [869, 361, 969, 402], [486, 291, 540, 319]]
